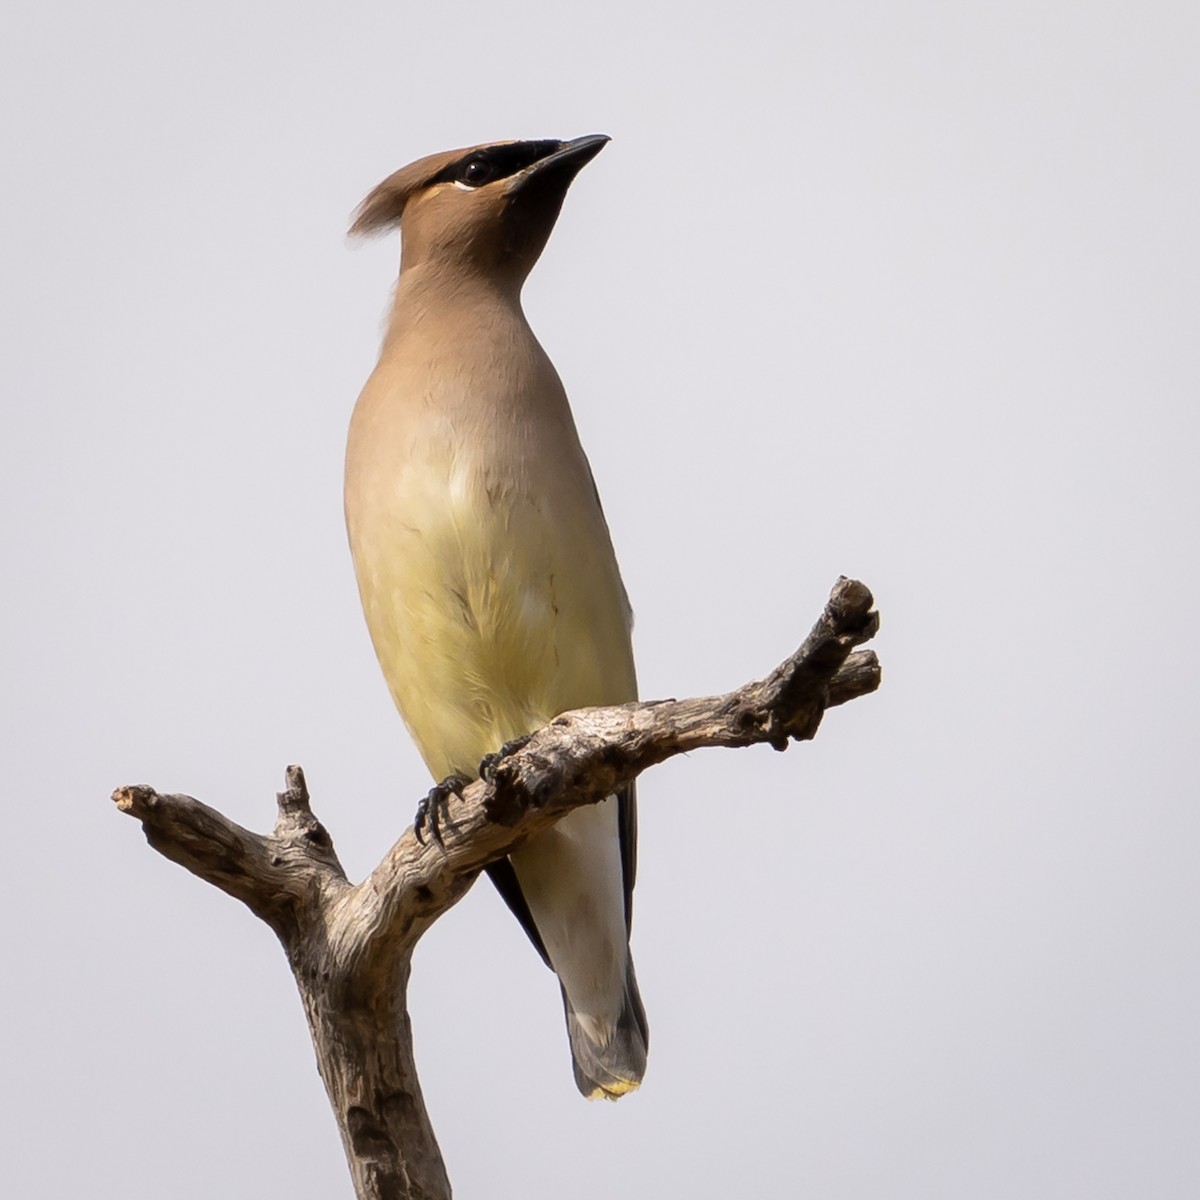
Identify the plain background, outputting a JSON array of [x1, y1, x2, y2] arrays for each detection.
[[3, 2, 1198, 1196]]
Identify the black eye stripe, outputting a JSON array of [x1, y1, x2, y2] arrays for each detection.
[[432, 141, 561, 190]]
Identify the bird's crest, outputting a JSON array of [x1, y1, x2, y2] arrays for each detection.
[[348, 146, 470, 237]]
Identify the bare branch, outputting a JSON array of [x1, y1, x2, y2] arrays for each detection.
[[112, 577, 881, 1200]]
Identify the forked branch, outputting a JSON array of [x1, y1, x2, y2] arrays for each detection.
[[113, 577, 881, 1200]]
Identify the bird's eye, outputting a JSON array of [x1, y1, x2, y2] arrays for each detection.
[[458, 159, 494, 187]]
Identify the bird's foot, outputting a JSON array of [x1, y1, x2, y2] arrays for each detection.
[[479, 734, 534, 784], [414, 773, 471, 846]]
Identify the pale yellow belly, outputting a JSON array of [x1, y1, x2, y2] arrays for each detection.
[[348, 449, 635, 782]]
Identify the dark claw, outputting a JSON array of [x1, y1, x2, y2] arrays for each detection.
[[479, 734, 534, 784], [415, 773, 470, 845]]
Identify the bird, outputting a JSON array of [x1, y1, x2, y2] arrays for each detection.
[[343, 136, 648, 1099]]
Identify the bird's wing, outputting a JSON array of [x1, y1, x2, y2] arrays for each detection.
[[618, 780, 637, 935], [485, 857, 553, 968]]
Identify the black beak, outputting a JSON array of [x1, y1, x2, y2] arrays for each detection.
[[510, 134, 610, 193]]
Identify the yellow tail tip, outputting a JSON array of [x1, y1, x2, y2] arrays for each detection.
[[586, 1077, 642, 1102]]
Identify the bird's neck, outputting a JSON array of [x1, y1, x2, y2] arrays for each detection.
[[377, 262, 550, 405], [387, 260, 525, 338]]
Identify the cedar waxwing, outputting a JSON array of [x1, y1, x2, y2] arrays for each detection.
[[344, 136, 648, 1099]]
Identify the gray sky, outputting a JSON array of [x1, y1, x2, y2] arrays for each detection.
[[4, 1, 1198, 1196]]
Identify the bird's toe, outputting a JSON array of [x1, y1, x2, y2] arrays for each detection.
[[414, 773, 471, 845], [479, 734, 534, 784]]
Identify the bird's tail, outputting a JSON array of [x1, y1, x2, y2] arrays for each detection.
[[563, 956, 649, 1101]]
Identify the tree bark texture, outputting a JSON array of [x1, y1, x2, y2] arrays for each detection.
[[113, 577, 882, 1199]]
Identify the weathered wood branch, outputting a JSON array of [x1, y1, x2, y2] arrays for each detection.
[[113, 577, 881, 1200]]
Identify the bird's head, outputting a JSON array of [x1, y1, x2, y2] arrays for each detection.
[[350, 135, 609, 286]]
